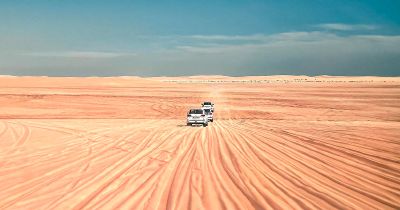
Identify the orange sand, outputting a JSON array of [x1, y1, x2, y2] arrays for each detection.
[[0, 76, 399, 209]]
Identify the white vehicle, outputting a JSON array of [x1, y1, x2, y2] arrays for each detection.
[[187, 109, 208, 127], [202, 108, 213, 122], [201, 101, 214, 112]]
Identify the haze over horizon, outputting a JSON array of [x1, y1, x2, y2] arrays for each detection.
[[1, 0, 399, 76]]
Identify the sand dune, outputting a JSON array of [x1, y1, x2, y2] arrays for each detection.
[[0, 76, 399, 209]]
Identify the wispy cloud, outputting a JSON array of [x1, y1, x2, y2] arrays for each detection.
[[186, 32, 339, 43], [24, 51, 137, 58], [174, 29, 400, 55], [315, 23, 378, 31], [188, 34, 268, 41], [176, 32, 342, 53]]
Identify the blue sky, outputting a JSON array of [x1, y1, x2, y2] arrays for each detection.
[[0, 0, 399, 76]]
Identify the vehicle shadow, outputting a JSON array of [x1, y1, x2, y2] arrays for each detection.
[[177, 124, 204, 127]]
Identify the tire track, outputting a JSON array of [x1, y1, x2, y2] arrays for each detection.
[[69, 122, 193, 210], [83, 126, 187, 209], [224, 119, 400, 209], [0, 120, 159, 209], [0, 121, 8, 139]]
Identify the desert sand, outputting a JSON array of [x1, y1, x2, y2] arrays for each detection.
[[0, 76, 399, 209]]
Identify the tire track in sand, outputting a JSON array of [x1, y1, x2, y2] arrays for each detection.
[[222, 119, 400, 209], [69, 121, 192, 210], [0, 120, 158, 209]]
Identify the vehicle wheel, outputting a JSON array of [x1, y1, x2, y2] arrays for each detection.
[[187, 123, 191, 126], [210, 119, 213, 122], [203, 123, 208, 127]]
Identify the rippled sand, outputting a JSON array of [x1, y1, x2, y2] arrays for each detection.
[[0, 76, 399, 209]]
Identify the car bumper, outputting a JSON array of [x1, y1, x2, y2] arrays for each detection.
[[187, 120, 206, 123]]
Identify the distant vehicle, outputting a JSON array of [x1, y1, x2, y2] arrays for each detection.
[[202, 101, 214, 112], [187, 109, 208, 127], [202, 108, 213, 122]]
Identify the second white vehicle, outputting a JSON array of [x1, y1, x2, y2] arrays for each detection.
[[202, 108, 213, 122], [201, 101, 214, 112], [187, 109, 208, 127]]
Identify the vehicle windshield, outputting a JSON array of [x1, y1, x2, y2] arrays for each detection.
[[203, 109, 211, 113], [189, 109, 203, 114], [203, 102, 212, 105]]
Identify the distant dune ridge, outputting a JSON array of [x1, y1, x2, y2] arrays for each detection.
[[0, 76, 399, 209]]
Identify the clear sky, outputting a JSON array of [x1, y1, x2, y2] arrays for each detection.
[[1, 0, 399, 76]]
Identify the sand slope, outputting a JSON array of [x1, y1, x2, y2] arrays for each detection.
[[0, 76, 399, 209]]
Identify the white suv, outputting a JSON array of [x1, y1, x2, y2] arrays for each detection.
[[202, 101, 214, 112], [202, 108, 213, 122], [187, 109, 208, 127]]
